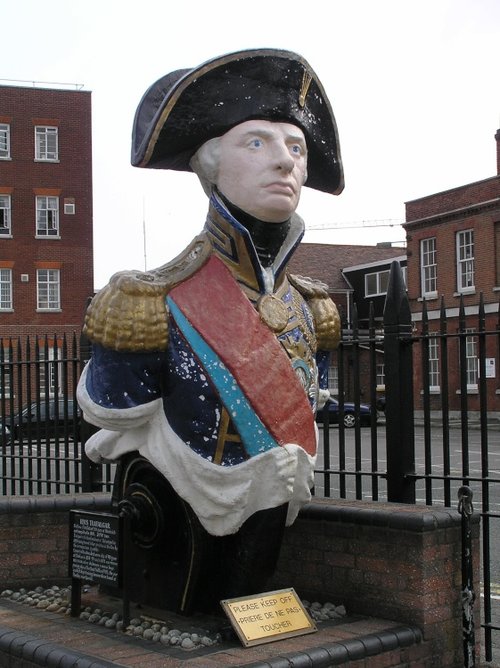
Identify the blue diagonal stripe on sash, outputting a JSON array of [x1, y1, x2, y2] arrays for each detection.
[[167, 296, 278, 456]]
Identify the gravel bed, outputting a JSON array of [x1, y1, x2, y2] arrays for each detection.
[[1, 584, 346, 651]]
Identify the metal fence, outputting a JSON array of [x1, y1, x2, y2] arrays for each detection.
[[315, 262, 500, 662], [0, 333, 114, 496], [1, 263, 499, 658]]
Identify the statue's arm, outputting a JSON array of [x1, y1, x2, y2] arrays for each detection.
[[77, 343, 166, 431], [77, 270, 169, 430], [288, 273, 341, 407]]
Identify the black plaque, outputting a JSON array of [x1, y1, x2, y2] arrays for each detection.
[[69, 510, 121, 587]]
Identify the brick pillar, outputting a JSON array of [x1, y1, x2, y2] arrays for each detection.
[[271, 498, 481, 667], [496, 128, 500, 175]]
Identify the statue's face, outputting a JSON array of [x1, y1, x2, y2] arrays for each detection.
[[216, 120, 307, 223]]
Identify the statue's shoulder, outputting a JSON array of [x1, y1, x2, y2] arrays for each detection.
[[288, 273, 341, 350], [84, 233, 211, 352], [288, 273, 330, 299]]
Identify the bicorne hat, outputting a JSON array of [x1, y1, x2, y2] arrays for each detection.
[[131, 48, 344, 195]]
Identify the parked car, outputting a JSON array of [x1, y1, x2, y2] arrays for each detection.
[[0, 423, 11, 447], [315, 398, 374, 428], [5, 399, 81, 441]]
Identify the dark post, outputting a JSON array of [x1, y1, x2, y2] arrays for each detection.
[[383, 261, 416, 502], [458, 485, 476, 667]]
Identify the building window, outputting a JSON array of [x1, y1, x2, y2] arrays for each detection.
[[36, 196, 59, 236], [0, 346, 12, 398], [428, 335, 440, 390], [0, 195, 11, 235], [463, 329, 478, 390], [37, 346, 59, 397], [420, 237, 437, 297], [376, 363, 385, 388], [0, 269, 12, 310], [35, 126, 58, 161], [365, 269, 390, 297], [328, 363, 338, 394], [495, 222, 500, 286], [0, 124, 10, 159], [457, 229, 474, 291], [401, 265, 407, 286], [37, 269, 60, 310]]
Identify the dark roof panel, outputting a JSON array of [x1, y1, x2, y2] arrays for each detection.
[[288, 243, 405, 291]]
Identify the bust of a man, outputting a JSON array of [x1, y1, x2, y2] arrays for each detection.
[[77, 49, 343, 613]]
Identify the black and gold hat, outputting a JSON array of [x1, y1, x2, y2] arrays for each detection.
[[131, 48, 344, 195]]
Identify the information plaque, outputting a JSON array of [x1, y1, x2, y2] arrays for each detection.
[[221, 588, 317, 647], [69, 510, 121, 587]]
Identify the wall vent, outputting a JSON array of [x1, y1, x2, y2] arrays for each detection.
[[20, 274, 29, 282]]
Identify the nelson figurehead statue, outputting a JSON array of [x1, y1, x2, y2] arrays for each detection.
[[77, 48, 344, 614]]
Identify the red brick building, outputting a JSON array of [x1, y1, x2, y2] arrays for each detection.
[[288, 242, 406, 402], [403, 129, 500, 414], [0, 83, 93, 402]]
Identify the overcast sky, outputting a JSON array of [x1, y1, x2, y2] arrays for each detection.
[[3, 0, 500, 289]]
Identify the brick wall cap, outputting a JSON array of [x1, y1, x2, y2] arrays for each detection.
[[298, 498, 477, 530], [405, 174, 500, 206], [236, 625, 423, 668], [0, 493, 111, 515]]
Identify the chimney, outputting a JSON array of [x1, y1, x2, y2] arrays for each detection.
[[496, 129, 500, 175]]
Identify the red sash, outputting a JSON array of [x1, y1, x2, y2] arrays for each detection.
[[169, 255, 316, 456]]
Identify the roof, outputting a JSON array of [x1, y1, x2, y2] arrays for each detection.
[[287, 243, 406, 292]]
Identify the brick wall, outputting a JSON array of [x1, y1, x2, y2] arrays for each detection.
[[405, 209, 500, 306], [406, 175, 500, 222], [0, 495, 480, 666], [0, 85, 93, 338], [269, 498, 481, 667], [0, 495, 110, 590]]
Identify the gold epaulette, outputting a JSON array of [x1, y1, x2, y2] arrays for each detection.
[[288, 273, 341, 350], [83, 233, 211, 352]]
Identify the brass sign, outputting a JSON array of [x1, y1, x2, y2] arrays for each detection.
[[221, 588, 317, 647]]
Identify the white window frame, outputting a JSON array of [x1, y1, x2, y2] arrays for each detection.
[[0, 268, 13, 310], [365, 269, 390, 297], [36, 268, 60, 311], [376, 363, 385, 389], [0, 346, 12, 398], [0, 195, 11, 235], [35, 126, 58, 161], [36, 196, 59, 237], [0, 123, 10, 159], [37, 346, 59, 397], [328, 363, 338, 394], [457, 229, 475, 292], [420, 237, 437, 297], [465, 328, 478, 390], [401, 265, 407, 286], [428, 335, 440, 390]]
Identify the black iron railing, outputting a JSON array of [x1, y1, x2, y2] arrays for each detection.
[[315, 261, 500, 663], [1, 263, 500, 659]]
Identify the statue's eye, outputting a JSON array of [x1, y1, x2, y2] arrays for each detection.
[[250, 138, 263, 148], [291, 144, 303, 155]]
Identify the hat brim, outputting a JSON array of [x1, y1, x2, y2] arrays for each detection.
[[132, 49, 344, 195]]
